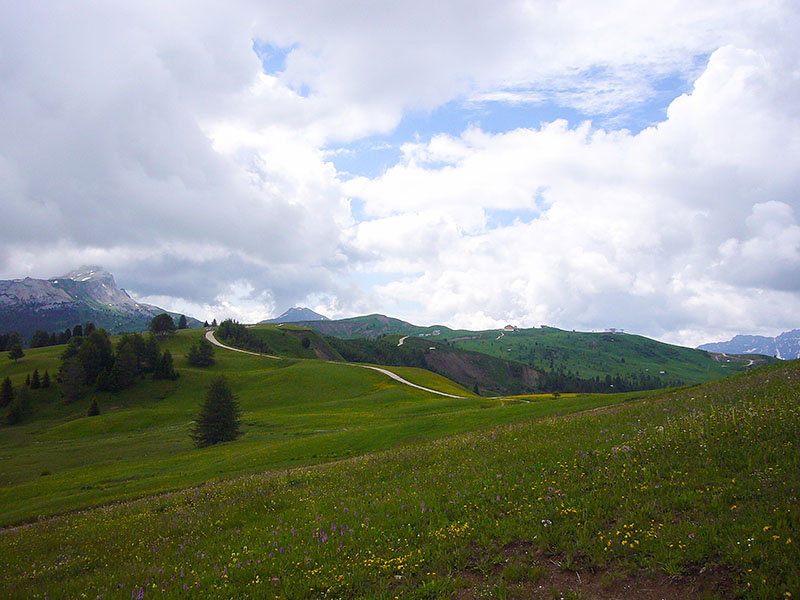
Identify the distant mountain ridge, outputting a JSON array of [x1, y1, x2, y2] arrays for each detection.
[[0, 266, 201, 342], [697, 329, 800, 359], [260, 307, 329, 324]]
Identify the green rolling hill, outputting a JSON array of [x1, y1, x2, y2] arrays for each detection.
[[294, 315, 775, 390], [1, 328, 797, 598]]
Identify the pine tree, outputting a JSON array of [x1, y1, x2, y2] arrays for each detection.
[[190, 376, 241, 447], [31, 369, 40, 389], [138, 335, 158, 373], [110, 342, 138, 391], [42, 370, 51, 389], [25, 374, 31, 387], [154, 350, 178, 380], [149, 313, 177, 338], [178, 314, 188, 329], [78, 329, 114, 384], [0, 376, 13, 408], [59, 356, 86, 403], [187, 339, 215, 367], [87, 399, 100, 417], [8, 344, 24, 363], [6, 387, 30, 425]]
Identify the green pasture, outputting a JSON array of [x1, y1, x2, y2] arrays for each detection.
[[0, 329, 638, 525], [1, 354, 797, 598], [450, 327, 762, 383]]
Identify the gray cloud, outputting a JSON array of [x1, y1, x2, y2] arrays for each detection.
[[1, 1, 798, 343]]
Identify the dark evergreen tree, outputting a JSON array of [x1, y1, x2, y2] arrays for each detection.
[[190, 376, 242, 447], [149, 313, 177, 338], [141, 335, 160, 373], [203, 321, 209, 328], [83, 322, 96, 335], [186, 338, 215, 367], [96, 368, 112, 392], [6, 387, 30, 425], [110, 342, 138, 391], [58, 328, 72, 344], [25, 374, 30, 387], [42, 370, 51, 389], [31, 369, 40, 389], [49, 332, 58, 346], [8, 344, 24, 363], [178, 314, 188, 329], [78, 329, 114, 384], [154, 350, 178, 380], [72, 324, 83, 338], [87, 398, 100, 417], [30, 330, 51, 348], [59, 356, 86, 402], [61, 336, 83, 362], [0, 376, 13, 408], [211, 318, 217, 327]]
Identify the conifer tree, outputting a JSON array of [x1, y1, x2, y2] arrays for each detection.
[[178, 314, 188, 329], [110, 342, 138, 391], [59, 356, 86, 403], [25, 374, 30, 387], [187, 338, 215, 367], [87, 398, 100, 417], [31, 369, 40, 389], [149, 313, 176, 338], [0, 376, 13, 408], [6, 387, 30, 425], [8, 344, 24, 363], [154, 350, 178, 380], [42, 370, 51, 388], [190, 376, 241, 447], [142, 335, 160, 373]]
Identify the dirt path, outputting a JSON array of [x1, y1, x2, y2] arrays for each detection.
[[206, 330, 465, 399], [397, 335, 409, 346]]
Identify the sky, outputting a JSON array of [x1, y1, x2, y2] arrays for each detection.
[[1, 0, 799, 347]]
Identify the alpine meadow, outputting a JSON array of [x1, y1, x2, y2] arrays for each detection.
[[2, 1, 800, 599]]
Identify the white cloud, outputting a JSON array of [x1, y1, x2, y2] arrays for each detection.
[[346, 41, 800, 346], [0, 0, 798, 344]]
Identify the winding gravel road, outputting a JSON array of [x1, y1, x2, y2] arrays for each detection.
[[205, 330, 464, 399]]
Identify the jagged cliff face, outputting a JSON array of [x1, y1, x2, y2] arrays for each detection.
[[0, 266, 196, 341]]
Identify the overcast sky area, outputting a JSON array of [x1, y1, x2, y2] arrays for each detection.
[[1, 1, 799, 346]]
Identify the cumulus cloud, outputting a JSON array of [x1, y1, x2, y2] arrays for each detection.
[[0, 1, 798, 342], [346, 41, 800, 345]]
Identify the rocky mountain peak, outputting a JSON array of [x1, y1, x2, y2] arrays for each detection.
[[55, 265, 112, 283]]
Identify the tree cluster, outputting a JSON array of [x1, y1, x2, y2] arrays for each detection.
[[0, 332, 21, 352], [58, 330, 177, 403], [186, 338, 215, 367], [1, 376, 36, 425]]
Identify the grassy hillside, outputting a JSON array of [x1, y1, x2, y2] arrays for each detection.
[[299, 317, 773, 389], [1, 358, 796, 598], [0, 329, 638, 525], [451, 326, 771, 383], [325, 334, 544, 395]]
